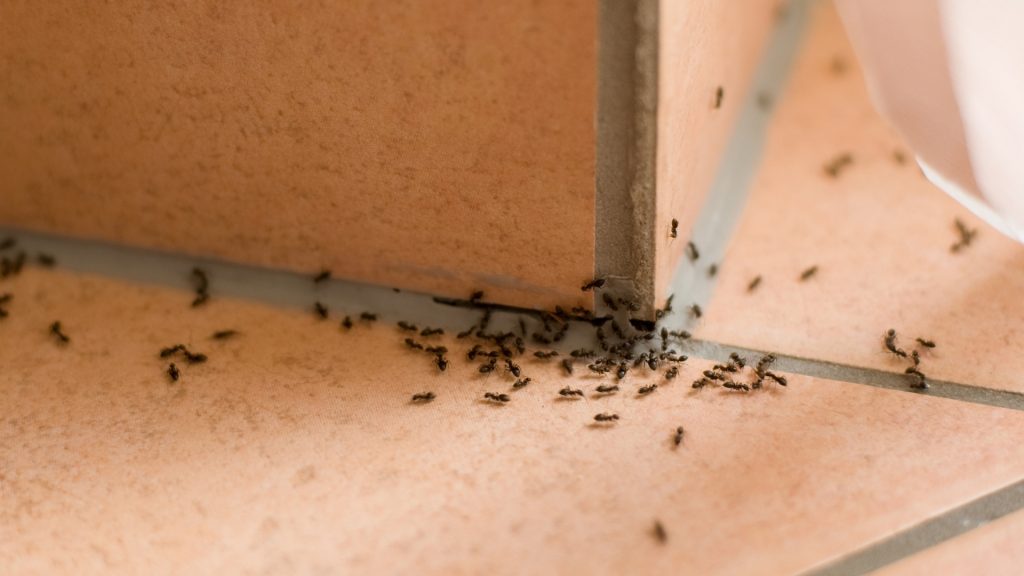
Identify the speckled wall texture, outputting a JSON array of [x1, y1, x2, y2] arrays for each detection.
[[0, 1, 597, 311]]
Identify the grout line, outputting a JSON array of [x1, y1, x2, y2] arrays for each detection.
[[798, 478, 1024, 576], [685, 339, 1024, 412], [660, 0, 812, 317]]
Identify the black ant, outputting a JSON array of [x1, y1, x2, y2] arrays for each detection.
[[483, 392, 510, 403], [595, 384, 619, 394], [190, 267, 210, 307], [479, 359, 497, 374], [674, 426, 685, 447], [747, 275, 763, 292], [167, 363, 180, 382], [581, 277, 606, 291], [313, 301, 328, 319], [602, 293, 619, 311], [690, 304, 702, 319], [714, 86, 724, 109], [505, 359, 521, 377], [653, 520, 668, 544], [49, 321, 70, 344], [211, 330, 239, 340], [36, 253, 56, 267], [905, 367, 928, 390], [824, 153, 853, 178], [665, 366, 679, 380], [160, 344, 186, 358], [916, 338, 936, 349], [360, 312, 378, 322], [534, 350, 558, 359], [670, 218, 679, 238], [435, 356, 449, 372], [638, 383, 657, 395], [411, 392, 435, 403], [686, 242, 700, 262], [708, 263, 718, 277], [616, 363, 629, 380], [313, 269, 331, 283], [723, 381, 750, 392], [884, 329, 908, 358], [513, 377, 532, 389], [799, 266, 819, 281], [184, 351, 207, 364], [470, 290, 485, 303], [950, 218, 978, 253], [763, 372, 787, 386], [397, 321, 418, 332], [420, 327, 443, 337], [341, 316, 353, 330], [425, 346, 448, 356], [559, 386, 584, 398], [404, 338, 424, 350], [562, 359, 574, 376], [594, 413, 619, 422]]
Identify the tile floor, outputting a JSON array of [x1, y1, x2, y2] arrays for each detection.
[[3, 2, 1023, 575]]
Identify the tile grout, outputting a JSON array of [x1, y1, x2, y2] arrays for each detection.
[[684, 339, 1024, 412], [798, 479, 1024, 576]]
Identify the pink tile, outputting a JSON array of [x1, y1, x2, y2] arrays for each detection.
[[873, 509, 1024, 576], [4, 269, 1024, 574], [699, 3, 1024, 393]]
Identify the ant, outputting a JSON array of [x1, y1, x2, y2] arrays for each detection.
[[484, 392, 511, 404], [167, 363, 180, 382], [616, 363, 629, 380], [435, 356, 449, 372], [653, 520, 668, 544], [690, 304, 703, 319], [562, 359, 574, 376], [665, 366, 679, 380], [479, 359, 497, 374], [36, 253, 56, 267], [425, 346, 448, 356], [313, 269, 331, 283], [670, 218, 679, 239], [411, 392, 435, 403], [692, 378, 714, 389], [723, 381, 750, 392], [184, 351, 207, 364], [950, 218, 978, 253], [674, 426, 685, 447], [905, 367, 928, 390], [404, 338, 424, 350], [714, 86, 724, 109], [595, 384, 619, 394], [470, 290, 485, 303], [420, 327, 443, 337], [707, 263, 718, 277], [747, 275, 763, 293], [638, 383, 658, 395], [916, 337, 936, 349], [160, 344, 186, 358], [559, 386, 584, 398], [190, 267, 210, 307], [824, 153, 853, 178], [397, 321, 418, 332], [505, 359, 521, 377], [341, 316, 353, 330], [799, 266, 819, 281], [313, 301, 328, 319], [513, 377, 532, 389], [763, 372, 787, 387], [686, 242, 700, 262], [49, 321, 70, 344], [534, 350, 558, 359], [211, 330, 239, 340], [884, 329, 908, 358], [588, 363, 612, 375], [594, 413, 619, 422], [581, 277, 606, 291], [360, 312, 378, 322]]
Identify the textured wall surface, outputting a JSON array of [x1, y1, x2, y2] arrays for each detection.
[[654, 0, 780, 305], [0, 1, 597, 311]]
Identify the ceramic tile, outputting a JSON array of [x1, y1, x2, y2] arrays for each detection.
[[4, 269, 1024, 575], [872, 509, 1024, 576], [697, 3, 1024, 393]]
